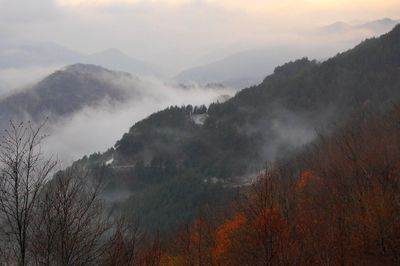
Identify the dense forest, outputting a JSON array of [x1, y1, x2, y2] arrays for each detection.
[[160, 102, 400, 265]]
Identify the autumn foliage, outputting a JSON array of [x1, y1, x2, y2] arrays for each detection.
[[103, 105, 400, 266], [213, 212, 247, 265], [163, 105, 400, 265]]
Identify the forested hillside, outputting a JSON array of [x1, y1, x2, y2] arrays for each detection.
[[72, 24, 400, 236], [115, 24, 400, 179], [0, 64, 138, 128], [161, 100, 400, 266]]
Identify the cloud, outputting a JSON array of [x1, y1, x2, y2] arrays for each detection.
[[57, 0, 191, 7], [0, 65, 62, 98], [55, 0, 400, 18], [0, 0, 59, 23], [42, 77, 233, 163]]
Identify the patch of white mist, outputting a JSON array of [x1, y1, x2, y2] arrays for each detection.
[[42, 78, 233, 164]]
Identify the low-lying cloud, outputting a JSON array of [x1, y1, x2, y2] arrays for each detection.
[[42, 77, 233, 164], [0, 65, 62, 98]]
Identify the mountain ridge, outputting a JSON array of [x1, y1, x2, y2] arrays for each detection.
[[0, 41, 159, 77], [0, 64, 140, 128]]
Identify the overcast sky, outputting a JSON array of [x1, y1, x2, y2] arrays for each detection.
[[1, 0, 399, 72]]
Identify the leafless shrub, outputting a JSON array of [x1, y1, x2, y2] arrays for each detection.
[[30, 167, 112, 266], [0, 121, 56, 265]]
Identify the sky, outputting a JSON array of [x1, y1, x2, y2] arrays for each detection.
[[0, 0, 399, 72], [0, 0, 399, 162]]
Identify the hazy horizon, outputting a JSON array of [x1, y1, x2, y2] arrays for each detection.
[[1, 0, 399, 75]]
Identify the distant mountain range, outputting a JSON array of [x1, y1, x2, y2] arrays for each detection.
[[175, 46, 325, 89], [319, 18, 400, 34], [84, 49, 157, 77], [175, 18, 400, 89], [1, 18, 397, 92], [0, 42, 82, 69], [0, 41, 159, 77]]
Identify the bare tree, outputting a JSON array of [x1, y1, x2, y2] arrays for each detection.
[[30, 167, 112, 266], [103, 217, 146, 266], [137, 231, 163, 266], [0, 121, 56, 265]]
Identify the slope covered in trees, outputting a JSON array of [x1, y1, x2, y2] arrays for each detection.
[[115, 24, 400, 178], [163, 102, 400, 265], [77, 24, 400, 235]]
